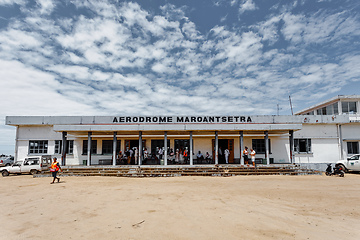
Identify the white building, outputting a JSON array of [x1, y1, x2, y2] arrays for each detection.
[[5, 95, 360, 166]]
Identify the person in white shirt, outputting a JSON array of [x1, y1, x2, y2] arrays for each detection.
[[196, 151, 204, 164], [250, 148, 256, 167], [224, 148, 230, 164]]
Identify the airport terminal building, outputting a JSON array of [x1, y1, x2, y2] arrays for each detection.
[[5, 95, 360, 166]]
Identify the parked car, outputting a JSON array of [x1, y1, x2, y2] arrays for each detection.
[[0, 156, 14, 167], [336, 154, 360, 172], [0, 156, 50, 177]]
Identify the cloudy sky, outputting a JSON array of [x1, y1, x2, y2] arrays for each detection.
[[0, 0, 360, 154]]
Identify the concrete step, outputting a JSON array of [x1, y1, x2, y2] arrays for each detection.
[[35, 165, 320, 178]]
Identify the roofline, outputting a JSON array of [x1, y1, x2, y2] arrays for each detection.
[[295, 95, 360, 115]]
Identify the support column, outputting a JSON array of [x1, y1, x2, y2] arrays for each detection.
[[265, 131, 269, 165], [240, 131, 244, 165], [289, 130, 294, 164], [164, 131, 168, 166], [215, 131, 219, 165], [190, 131, 193, 165], [112, 132, 117, 166], [87, 132, 92, 166], [139, 131, 143, 166], [61, 131, 67, 166], [15, 127, 19, 163], [338, 125, 344, 160]]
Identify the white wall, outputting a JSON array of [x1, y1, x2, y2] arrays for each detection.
[[14, 122, 359, 165]]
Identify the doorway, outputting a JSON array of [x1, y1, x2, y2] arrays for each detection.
[[212, 139, 234, 164], [124, 140, 146, 165]]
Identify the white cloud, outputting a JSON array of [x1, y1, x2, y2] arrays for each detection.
[[36, 0, 55, 15], [0, 0, 25, 6], [239, 0, 257, 15]]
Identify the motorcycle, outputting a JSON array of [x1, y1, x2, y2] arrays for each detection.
[[325, 163, 345, 177]]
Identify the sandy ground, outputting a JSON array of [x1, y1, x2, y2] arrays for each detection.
[[1, 174, 360, 240]]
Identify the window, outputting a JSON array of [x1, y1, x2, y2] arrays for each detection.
[[102, 140, 113, 155], [317, 107, 326, 115], [55, 140, 61, 154], [294, 139, 312, 153], [151, 139, 171, 154], [252, 139, 271, 154], [29, 140, 48, 154], [316, 103, 338, 115], [55, 140, 74, 154], [83, 140, 97, 155], [342, 102, 357, 114], [101, 140, 121, 155], [347, 142, 359, 154]]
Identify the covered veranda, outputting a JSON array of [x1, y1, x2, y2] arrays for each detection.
[[54, 123, 301, 166]]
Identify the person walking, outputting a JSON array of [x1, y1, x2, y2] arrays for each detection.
[[50, 157, 61, 184]]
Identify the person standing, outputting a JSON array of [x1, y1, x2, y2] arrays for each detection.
[[243, 147, 249, 165], [134, 147, 139, 165], [175, 149, 179, 164], [183, 147, 189, 164], [158, 147, 163, 160], [218, 147, 223, 163], [224, 148, 230, 164], [250, 148, 256, 167], [50, 157, 61, 184]]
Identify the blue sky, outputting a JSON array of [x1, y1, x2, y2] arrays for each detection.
[[0, 0, 360, 155]]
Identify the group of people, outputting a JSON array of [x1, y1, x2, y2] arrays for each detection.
[[242, 146, 256, 166], [116, 147, 140, 165], [113, 146, 256, 166], [115, 147, 215, 165]]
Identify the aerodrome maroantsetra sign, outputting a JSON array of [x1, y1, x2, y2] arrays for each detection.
[[112, 116, 253, 124]]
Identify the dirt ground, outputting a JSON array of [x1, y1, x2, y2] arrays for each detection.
[[1, 173, 360, 240]]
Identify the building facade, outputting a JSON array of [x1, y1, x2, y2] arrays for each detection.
[[5, 96, 360, 166]]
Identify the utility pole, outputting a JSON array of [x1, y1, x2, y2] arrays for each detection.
[[289, 95, 294, 115], [277, 104, 282, 115]]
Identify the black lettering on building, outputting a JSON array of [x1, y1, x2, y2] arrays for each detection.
[[185, 117, 190, 122], [167, 117, 173, 122], [146, 117, 151, 122], [139, 117, 145, 122], [152, 117, 158, 122], [126, 117, 131, 122], [234, 116, 239, 122], [133, 117, 138, 122], [240, 116, 246, 122], [203, 117, 208, 122], [228, 116, 233, 122], [222, 116, 227, 122], [215, 116, 221, 122], [191, 117, 196, 122], [113, 117, 118, 123], [197, 117, 203, 122], [177, 117, 184, 122], [159, 117, 166, 122], [119, 117, 125, 122], [247, 117, 252, 122], [209, 117, 214, 122]]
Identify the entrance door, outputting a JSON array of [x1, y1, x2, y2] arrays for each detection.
[[212, 139, 234, 164], [125, 140, 146, 164]]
